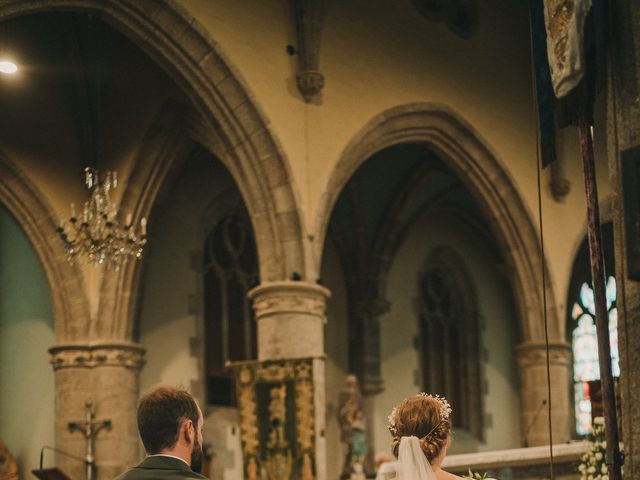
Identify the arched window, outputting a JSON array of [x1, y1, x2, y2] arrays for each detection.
[[568, 223, 619, 436], [204, 209, 258, 406], [418, 248, 482, 438], [571, 276, 619, 435]]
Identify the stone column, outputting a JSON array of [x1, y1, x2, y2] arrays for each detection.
[[607, 3, 640, 476], [49, 342, 145, 480], [248, 281, 331, 480], [351, 298, 388, 472], [515, 342, 572, 447]]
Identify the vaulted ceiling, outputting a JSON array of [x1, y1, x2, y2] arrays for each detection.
[[0, 12, 186, 186], [328, 142, 500, 273]]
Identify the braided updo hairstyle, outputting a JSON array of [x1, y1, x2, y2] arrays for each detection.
[[389, 394, 451, 464]]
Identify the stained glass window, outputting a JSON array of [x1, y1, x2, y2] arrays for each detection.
[[571, 276, 619, 435]]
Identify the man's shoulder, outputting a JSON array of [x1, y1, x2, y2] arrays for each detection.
[[115, 468, 206, 480], [113, 457, 207, 480]]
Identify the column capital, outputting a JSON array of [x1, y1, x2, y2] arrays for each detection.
[[515, 341, 572, 368], [248, 281, 331, 320], [49, 341, 146, 371]]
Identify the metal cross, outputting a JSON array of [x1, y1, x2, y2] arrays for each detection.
[[68, 401, 111, 480]]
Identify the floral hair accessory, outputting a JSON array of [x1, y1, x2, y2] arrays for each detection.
[[387, 393, 452, 436], [418, 392, 452, 421]]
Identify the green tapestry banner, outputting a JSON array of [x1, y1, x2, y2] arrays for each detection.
[[229, 357, 317, 480]]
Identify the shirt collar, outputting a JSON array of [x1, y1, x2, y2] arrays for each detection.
[[147, 454, 190, 467]]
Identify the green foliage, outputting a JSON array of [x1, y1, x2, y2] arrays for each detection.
[[465, 469, 488, 480]]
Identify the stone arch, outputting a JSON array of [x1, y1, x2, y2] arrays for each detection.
[[0, 154, 90, 340], [0, 1, 309, 340], [316, 103, 559, 343], [0, 0, 307, 283]]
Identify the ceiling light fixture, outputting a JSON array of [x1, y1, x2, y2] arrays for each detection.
[[57, 168, 147, 270], [0, 60, 17, 74]]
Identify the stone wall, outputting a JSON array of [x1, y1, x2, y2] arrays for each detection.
[[608, 1, 640, 477]]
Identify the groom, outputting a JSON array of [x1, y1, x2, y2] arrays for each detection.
[[115, 385, 207, 480]]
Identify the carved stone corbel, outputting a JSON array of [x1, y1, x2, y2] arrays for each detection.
[[549, 154, 571, 201], [293, 0, 325, 102]]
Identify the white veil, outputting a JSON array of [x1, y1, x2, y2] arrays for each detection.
[[396, 436, 437, 480]]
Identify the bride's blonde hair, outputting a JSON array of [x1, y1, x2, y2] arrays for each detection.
[[389, 394, 451, 463]]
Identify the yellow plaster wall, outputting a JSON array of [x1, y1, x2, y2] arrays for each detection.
[[179, 0, 612, 323]]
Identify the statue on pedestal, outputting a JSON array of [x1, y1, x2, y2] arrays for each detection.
[[338, 374, 367, 477]]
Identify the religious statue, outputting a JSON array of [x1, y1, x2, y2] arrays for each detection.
[[338, 374, 367, 476], [267, 384, 288, 449], [265, 384, 292, 479], [246, 456, 259, 480]]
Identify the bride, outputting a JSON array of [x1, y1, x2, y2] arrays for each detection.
[[386, 393, 465, 480]]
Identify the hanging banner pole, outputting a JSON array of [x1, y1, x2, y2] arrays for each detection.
[[577, 111, 623, 480]]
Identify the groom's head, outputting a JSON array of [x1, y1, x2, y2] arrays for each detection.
[[137, 385, 204, 472]]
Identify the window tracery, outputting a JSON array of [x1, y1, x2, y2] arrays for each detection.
[[571, 276, 619, 435], [418, 248, 482, 438], [204, 210, 258, 406]]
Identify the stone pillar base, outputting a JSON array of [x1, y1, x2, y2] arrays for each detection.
[[515, 342, 572, 447], [49, 342, 145, 480], [249, 281, 331, 480]]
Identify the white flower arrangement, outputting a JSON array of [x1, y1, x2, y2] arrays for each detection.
[[578, 416, 610, 480]]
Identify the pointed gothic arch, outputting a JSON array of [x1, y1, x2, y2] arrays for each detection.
[[316, 103, 560, 343], [0, 0, 308, 341]]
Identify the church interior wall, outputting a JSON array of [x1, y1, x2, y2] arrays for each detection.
[[0, 3, 614, 340], [374, 209, 520, 457], [178, 0, 612, 323], [0, 1, 629, 477], [0, 204, 55, 477]]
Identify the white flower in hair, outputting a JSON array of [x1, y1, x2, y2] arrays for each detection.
[[387, 406, 399, 435], [418, 393, 452, 421]]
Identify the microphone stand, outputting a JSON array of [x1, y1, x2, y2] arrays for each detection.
[[39, 445, 88, 470], [33, 446, 86, 480]]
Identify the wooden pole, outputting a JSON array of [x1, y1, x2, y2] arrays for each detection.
[[577, 112, 623, 480]]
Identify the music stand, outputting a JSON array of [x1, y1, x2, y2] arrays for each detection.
[[31, 467, 72, 480]]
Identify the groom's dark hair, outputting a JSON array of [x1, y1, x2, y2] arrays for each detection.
[[137, 385, 199, 454]]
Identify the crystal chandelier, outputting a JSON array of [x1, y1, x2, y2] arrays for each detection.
[[57, 167, 147, 269]]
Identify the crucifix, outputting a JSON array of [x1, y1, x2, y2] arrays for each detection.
[[68, 401, 112, 480]]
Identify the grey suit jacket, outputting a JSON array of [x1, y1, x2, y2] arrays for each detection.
[[115, 455, 208, 480]]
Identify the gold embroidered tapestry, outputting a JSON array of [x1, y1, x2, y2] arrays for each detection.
[[229, 358, 317, 480]]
